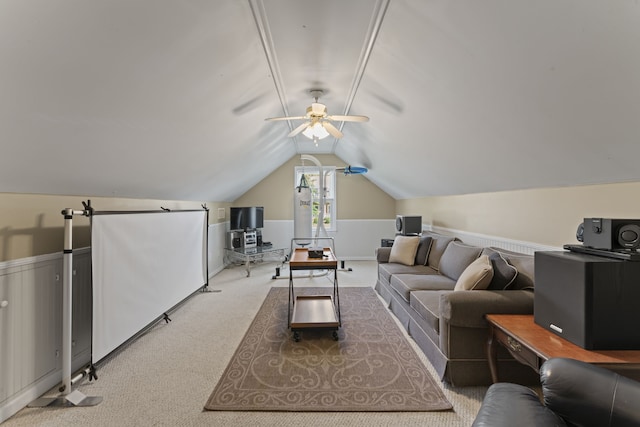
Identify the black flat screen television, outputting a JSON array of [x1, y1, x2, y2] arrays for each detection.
[[230, 206, 264, 230]]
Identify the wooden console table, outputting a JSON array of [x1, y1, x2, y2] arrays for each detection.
[[288, 248, 341, 342], [486, 314, 640, 383]]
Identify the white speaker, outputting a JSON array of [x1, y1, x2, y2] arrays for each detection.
[[395, 215, 422, 235]]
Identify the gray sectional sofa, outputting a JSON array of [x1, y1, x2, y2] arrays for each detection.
[[375, 231, 539, 386]]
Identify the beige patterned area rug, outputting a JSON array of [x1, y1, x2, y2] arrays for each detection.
[[204, 286, 452, 412]]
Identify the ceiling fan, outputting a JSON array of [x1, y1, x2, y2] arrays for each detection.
[[265, 90, 369, 141]]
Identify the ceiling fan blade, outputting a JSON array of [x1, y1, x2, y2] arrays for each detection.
[[265, 116, 306, 122], [322, 121, 343, 139], [288, 122, 310, 137], [327, 114, 369, 122]]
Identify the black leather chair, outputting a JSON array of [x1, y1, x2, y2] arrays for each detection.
[[472, 357, 640, 427]]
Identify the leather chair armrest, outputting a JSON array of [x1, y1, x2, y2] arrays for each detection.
[[472, 383, 566, 427], [440, 290, 534, 328], [541, 358, 640, 427]]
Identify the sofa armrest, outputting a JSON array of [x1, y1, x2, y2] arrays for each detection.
[[376, 247, 391, 263], [440, 290, 534, 328]]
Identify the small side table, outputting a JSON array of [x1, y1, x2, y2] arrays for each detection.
[[486, 314, 640, 383]]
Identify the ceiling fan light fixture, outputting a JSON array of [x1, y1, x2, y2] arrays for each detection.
[[302, 122, 329, 140], [265, 89, 368, 140], [310, 103, 326, 115]]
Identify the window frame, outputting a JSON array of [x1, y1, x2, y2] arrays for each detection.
[[294, 166, 337, 233]]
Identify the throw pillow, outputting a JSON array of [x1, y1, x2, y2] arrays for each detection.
[[389, 235, 420, 266], [487, 252, 518, 290], [426, 235, 456, 271], [414, 235, 433, 265], [454, 255, 494, 291], [438, 241, 483, 281]]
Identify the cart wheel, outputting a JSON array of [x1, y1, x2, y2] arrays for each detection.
[[293, 331, 301, 342], [332, 331, 339, 341]]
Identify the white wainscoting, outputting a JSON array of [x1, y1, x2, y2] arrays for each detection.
[[256, 220, 560, 258], [258, 219, 397, 260], [208, 222, 227, 277], [1, 226, 224, 423], [428, 225, 562, 254], [0, 249, 92, 424]]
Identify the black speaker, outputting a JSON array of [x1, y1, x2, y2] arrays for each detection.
[[381, 238, 395, 247], [534, 251, 640, 350], [582, 218, 640, 250], [618, 224, 640, 249], [395, 215, 422, 235], [226, 231, 243, 249]]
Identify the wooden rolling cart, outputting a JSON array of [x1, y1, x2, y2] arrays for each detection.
[[288, 247, 341, 342]]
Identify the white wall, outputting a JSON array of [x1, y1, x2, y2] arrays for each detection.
[[208, 222, 227, 277]]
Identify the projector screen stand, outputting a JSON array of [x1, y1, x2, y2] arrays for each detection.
[[29, 390, 102, 408], [29, 203, 102, 409]]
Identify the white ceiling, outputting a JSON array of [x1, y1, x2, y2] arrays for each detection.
[[1, 0, 639, 202]]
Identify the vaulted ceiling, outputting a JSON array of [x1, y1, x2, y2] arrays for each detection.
[[2, 1, 639, 202]]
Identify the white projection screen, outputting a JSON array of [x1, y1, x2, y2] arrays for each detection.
[[91, 210, 207, 363]]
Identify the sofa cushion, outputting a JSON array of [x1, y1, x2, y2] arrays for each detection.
[[439, 241, 483, 281], [486, 252, 518, 290], [426, 234, 457, 271], [414, 235, 433, 265], [389, 235, 420, 266], [378, 263, 437, 284], [410, 291, 445, 335], [454, 255, 494, 291], [504, 255, 534, 290], [482, 247, 535, 290], [390, 273, 456, 302]]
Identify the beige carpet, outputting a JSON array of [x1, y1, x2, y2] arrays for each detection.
[[4, 261, 485, 426], [205, 286, 452, 412]]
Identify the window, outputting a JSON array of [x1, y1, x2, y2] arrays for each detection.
[[294, 166, 336, 232]]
